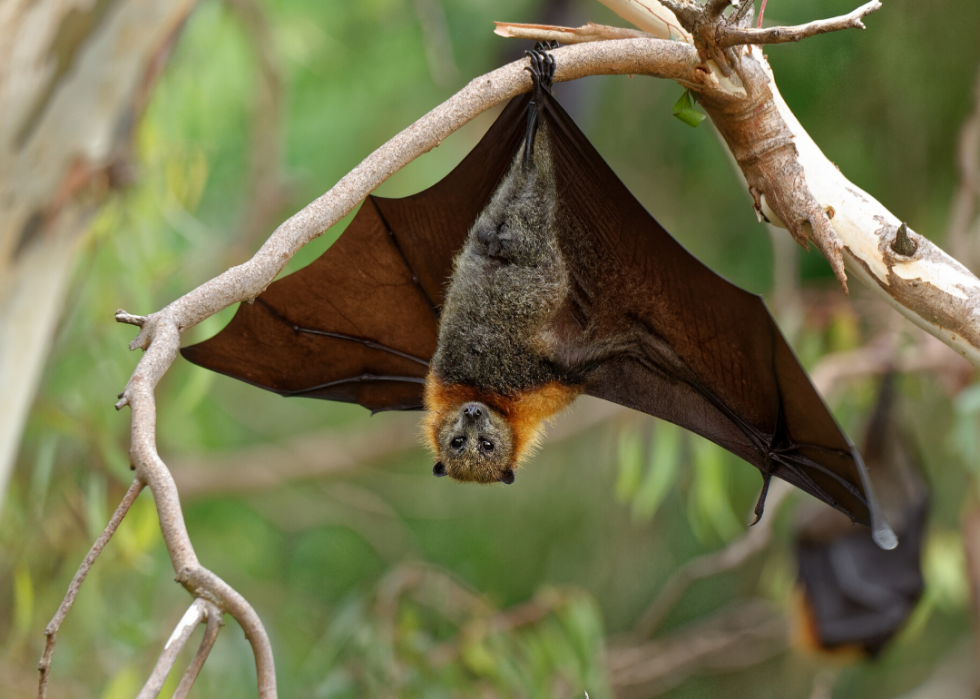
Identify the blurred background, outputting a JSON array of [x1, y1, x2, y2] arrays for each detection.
[[2, 0, 980, 697]]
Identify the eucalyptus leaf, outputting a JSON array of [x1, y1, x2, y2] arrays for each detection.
[[631, 421, 680, 522], [615, 426, 643, 501], [672, 89, 706, 128]]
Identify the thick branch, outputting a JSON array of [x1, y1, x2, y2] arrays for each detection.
[[718, 1, 881, 48]]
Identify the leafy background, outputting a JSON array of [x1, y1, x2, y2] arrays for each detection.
[[3, 0, 980, 697]]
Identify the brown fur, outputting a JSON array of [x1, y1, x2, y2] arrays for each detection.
[[791, 586, 867, 662], [424, 373, 581, 472]]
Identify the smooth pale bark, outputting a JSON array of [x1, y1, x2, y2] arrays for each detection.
[[0, 0, 197, 512]]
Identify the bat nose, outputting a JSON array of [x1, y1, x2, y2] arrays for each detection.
[[462, 403, 483, 420]]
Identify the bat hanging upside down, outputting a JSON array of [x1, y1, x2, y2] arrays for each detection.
[[182, 48, 896, 550]]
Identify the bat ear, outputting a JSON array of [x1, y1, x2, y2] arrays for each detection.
[[498, 469, 515, 485], [432, 462, 448, 477]]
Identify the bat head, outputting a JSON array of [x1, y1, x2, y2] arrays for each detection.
[[431, 401, 517, 484], [423, 374, 581, 485]]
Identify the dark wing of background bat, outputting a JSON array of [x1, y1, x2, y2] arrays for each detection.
[[794, 375, 928, 656], [182, 97, 533, 412], [535, 89, 892, 544]]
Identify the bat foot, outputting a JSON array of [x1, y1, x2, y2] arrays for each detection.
[[524, 49, 555, 94]]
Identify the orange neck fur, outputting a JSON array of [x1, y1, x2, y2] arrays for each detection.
[[423, 374, 581, 467]]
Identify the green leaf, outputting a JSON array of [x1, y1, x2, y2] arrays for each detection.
[[672, 89, 706, 128], [615, 427, 644, 501], [632, 421, 680, 522]]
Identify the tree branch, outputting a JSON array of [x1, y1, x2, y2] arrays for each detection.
[[494, 21, 652, 44], [135, 598, 208, 699], [173, 602, 223, 699], [37, 480, 144, 699], [609, 599, 787, 698], [718, 1, 881, 48]]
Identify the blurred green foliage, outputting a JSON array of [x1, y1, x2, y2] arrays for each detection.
[[2, 0, 980, 697]]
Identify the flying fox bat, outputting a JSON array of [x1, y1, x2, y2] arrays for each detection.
[[794, 375, 927, 656], [182, 49, 895, 549]]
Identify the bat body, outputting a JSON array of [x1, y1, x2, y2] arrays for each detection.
[[182, 50, 895, 548], [794, 376, 927, 656]]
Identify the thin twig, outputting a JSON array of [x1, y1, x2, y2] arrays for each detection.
[[173, 602, 224, 699], [37, 480, 144, 699], [718, 0, 881, 48], [633, 480, 792, 638], [610, 599, 787, 699], [493, 21, 653, 44], [135, 598, 208, 699]]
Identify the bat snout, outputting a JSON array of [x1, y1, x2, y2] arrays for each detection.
[[461, 402, 485, 423]]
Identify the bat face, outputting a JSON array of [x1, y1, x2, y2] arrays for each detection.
[[430, 400, 516, 485]]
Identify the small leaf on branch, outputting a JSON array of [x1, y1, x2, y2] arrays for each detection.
[[672, 89, 706, 127]]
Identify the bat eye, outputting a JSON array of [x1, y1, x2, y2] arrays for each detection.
[[451, 436, 466, 449], [481, 440, 494, 452]]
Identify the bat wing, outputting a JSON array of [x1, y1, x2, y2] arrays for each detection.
[[181, 97, 533, 413], [537, 89, 892, 542]]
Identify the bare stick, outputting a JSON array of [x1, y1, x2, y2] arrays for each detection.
[[610, 599, 787, 699], [719, 1, 881, 48], [633, 480, 792, 638], [37, 480, 144, 699], [173, 602, 224, 699], [135, 598, 208, 699], [494, 21, 653, 44]]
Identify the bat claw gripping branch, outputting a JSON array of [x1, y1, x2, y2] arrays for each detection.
[[523, 47, 556, 167]]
